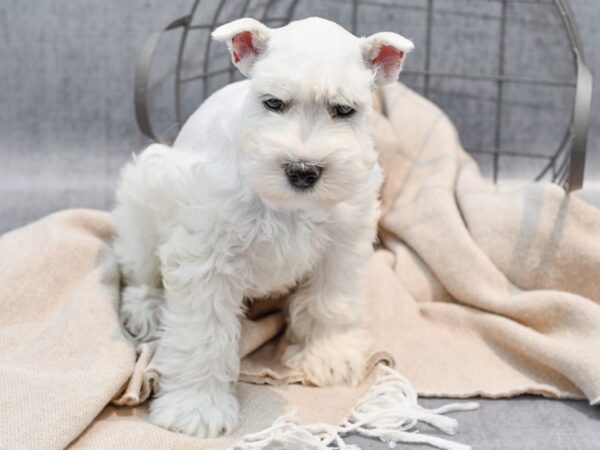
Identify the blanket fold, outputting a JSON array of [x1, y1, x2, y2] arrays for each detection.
[[371, 83, 600, 403], [2, 82, 599, 450]]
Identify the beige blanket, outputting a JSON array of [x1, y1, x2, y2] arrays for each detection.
[[2, 82, 599, 449]]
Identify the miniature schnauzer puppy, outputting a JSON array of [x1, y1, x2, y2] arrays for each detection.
[[113, 17, 413, 438]]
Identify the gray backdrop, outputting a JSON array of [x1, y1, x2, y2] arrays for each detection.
[[1, 1, 599, 449]]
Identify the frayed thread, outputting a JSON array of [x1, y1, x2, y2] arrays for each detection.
[[236, 414, 360, 450], [236, 365, 478, 450]]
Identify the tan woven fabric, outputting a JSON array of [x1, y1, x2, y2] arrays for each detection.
[[2, 82, 600, 449]]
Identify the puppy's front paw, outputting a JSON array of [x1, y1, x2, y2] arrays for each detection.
[[283, 328, 372, 387], [148, 387, 239, 438]]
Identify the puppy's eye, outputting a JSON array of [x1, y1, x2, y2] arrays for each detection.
[[332, 104, 355, 118], [263, 98, 286, 112]]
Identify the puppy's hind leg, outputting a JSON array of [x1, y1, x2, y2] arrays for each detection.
[[113, 150, 170, 343], [120, 285, 163, 342], [114, 215, 164, 343], [116, 222, 164, 342]]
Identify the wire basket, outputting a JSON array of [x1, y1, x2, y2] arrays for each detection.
[[135, 0, 592, 191]]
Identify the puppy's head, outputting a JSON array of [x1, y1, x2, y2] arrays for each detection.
[[213, 17, 413, 210]]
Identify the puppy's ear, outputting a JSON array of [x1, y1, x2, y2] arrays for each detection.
[[212, 18, 271, 77], [361, 32, 414, 85]]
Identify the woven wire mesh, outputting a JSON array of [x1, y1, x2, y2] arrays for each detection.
[[137, 0, 591, 190]]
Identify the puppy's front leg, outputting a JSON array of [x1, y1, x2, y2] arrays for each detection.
[[148, 234, 242, 438], [283, 240, 374, 387]]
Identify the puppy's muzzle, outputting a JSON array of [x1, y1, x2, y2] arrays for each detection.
[[283, 161, 323, 190]]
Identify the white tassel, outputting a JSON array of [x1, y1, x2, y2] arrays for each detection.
[[237, 364, 478, 450]]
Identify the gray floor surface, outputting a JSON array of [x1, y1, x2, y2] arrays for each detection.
[[346, 397, 600, 450]]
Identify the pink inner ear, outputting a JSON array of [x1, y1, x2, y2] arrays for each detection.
[[232, 31, 258, 64], [372, 44, 404, 75]]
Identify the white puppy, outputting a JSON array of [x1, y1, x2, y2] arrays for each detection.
[[113, 17, 413, 438]]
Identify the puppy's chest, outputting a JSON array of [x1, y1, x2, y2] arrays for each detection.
[[237, 213, 331, 297]]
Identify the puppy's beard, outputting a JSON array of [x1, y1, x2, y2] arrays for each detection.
[[238, 151, 367, 212], [237, 128, 374, 211], [240, 162, 340, 211]]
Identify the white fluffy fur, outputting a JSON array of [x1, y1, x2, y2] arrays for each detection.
[[113, 17, 412, 438]]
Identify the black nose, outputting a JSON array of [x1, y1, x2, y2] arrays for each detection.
[[283, 161, 323, 190]]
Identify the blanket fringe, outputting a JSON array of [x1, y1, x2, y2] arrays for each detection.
[[236, 365, 478, 450]]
